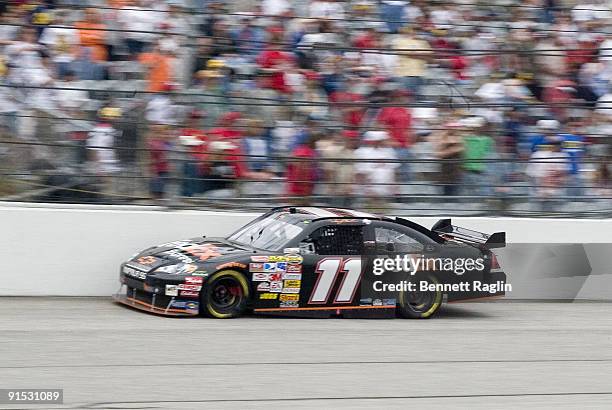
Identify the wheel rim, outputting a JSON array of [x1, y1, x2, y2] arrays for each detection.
[[210, 277, 243, 311], [405, 290, 434, 312]]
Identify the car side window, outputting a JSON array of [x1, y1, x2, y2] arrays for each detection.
[[375, 227, 424, 253], [305, 225, 364, 255]]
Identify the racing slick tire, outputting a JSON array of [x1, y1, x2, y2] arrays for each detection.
[[397, 276, 443, 319], [201, 270, 250, 319]]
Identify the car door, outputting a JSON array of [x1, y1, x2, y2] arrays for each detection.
[[359, 221, 434, 303], [296, 223, 367, 309]]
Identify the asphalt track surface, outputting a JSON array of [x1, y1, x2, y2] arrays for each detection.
[[1, 299, 612, 409]]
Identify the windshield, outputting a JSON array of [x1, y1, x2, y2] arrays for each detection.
[[227, 213, 305, 251]]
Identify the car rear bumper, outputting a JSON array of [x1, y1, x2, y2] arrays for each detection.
[[446, 271, 508, 302]]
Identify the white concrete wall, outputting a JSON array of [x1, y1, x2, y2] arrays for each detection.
[[1, 202, 611, 297]]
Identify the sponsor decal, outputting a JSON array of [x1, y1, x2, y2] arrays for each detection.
[[270, 281, 283, 293], [360, 298, 373, 306], [383, 298, 397, 306], [170, 300, 199, 311], [286, 264, 302, 273], [170, 300, 187, 308], [282, 272, 302, 280], [257, 282, 270, 291], [276, 262, 287, 272], [282, 287, 301, 294], [252, 272, 269, 282], [156, 263, 195, 274], [185, 276, 203, 284], [251, 255, 269, 262], [123, 265, 146, 280], [283, 280, 301, 288], [330, 218, 358, 224], [286, 254, 303, 264], [165, 285, 178, 296], [180, 290, 199, 298], [263, 263, 276, 272], [192, 271, 208, 276], [216, 262, 247, 270], [136, 256, 158, 265], [163, 249, 194, 264], [280, 300, 299, 308], [128, 262, 158, 272], [373, 299, 383, 306], [268, 255, 287, 262], [268, 272, 282, 282], [259, 293, 278, 300], [178, 283, 202, 291], [183, 264, 198, 274], [249, 263, 265, 272], [158, 240, 193, 248], [184, 244, 221, 261], [279, 294, 299, 302]]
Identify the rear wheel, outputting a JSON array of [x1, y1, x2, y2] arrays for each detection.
[[202, 270, 249, 318], [398, 278, 443, 319]]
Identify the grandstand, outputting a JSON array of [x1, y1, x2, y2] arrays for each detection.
[[0, 0, 610, 217]]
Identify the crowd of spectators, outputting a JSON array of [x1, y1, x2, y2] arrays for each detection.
[[0, 0, 611, 213]]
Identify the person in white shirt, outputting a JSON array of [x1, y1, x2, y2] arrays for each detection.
[[599, 35, 612, 65], [87, 108, 121, 176], [38, 10, 78, 78], [309, 0, 345, 20], [262, 0, 291, 16], [526, 140, 571, 211], [145, 88, 179, 125], [354, 130, 399, 209], [118, 0, 163, 55], [5, 27, 46, 84]]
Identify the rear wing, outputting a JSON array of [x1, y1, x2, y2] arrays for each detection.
[[431, 219, 506, 249]]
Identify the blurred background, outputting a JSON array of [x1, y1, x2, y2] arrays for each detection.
[[0, 0, 610, 217]]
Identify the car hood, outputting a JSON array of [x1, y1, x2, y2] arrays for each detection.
[[132, 237, 253, 268]]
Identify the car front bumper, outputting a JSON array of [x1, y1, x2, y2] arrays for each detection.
[[115, 272, 201, 317]]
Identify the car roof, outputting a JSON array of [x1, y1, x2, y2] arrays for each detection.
[[266, 207, 443, 242], [268, 206, 390, 221]]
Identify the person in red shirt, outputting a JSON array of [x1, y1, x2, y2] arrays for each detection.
[[376, 90, 413, 148], [286, 135, 319, 205], [256, 27, 294, 94], [202, 140, 246, 195], [179, 110, 208, 197], [330, 76, 366, 127], [208, 111, 242, 141], [353, 27, 379, 49], [542, 79, 577, 122], [146, 124, 172, 200], [376, 89, 413, 182]]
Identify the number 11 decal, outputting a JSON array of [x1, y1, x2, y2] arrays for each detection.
[[309, 257, 362, 304]]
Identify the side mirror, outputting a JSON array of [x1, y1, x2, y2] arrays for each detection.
[[298, 242, 316, 255]]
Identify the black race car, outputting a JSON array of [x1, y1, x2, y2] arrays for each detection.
[[113, 207, 506, 319]]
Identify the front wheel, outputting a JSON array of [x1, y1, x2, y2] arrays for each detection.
[[398, 278, 443, 319], [201, 270, 250, 318]]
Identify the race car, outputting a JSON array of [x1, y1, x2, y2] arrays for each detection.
[[113, 207, 506, 319]]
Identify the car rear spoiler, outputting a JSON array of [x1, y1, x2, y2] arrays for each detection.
[[431, 219, 506, 249]]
